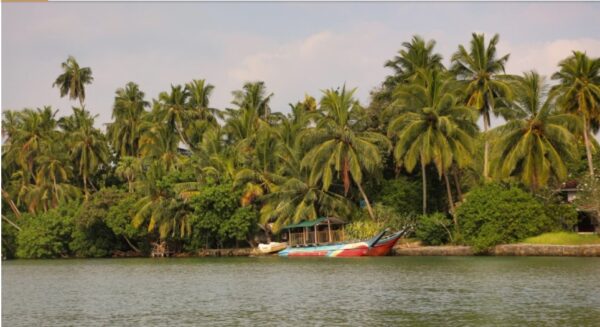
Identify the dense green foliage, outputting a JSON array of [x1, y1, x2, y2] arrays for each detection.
[[16, 202, 80, 258], [415, 213, 452, 246], [187, 183, 258, 249], [70, 188, 123, 257], [456, 183, 551, 252], [2, 35, 599, 258]]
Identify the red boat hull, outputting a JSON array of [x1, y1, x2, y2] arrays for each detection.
[[278, 230, 403, 257]]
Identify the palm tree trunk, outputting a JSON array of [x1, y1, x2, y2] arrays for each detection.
[[128, 177, 133, 193], [2, 188, 21, 218], [356, 182, 376, 220], [83, 173, 89, 200], [483, 113, 490, 181], [444, 172, 459, 230], [583, 118, 595, 177], [421, 156, 427, 215], [452, 166, 463, 201], [2, 215, 21, 231], [123, 235, 141, 253], [176, 126, 194, 152]]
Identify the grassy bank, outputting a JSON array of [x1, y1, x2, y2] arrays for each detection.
[[522, 232, 600, 245]]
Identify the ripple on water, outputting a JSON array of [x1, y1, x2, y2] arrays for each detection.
[[2, 257, 600, 326]]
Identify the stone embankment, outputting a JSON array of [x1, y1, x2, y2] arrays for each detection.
[[393, 243, 600, 257]]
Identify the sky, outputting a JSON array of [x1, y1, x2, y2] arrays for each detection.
[[3, 2, 600, 136]]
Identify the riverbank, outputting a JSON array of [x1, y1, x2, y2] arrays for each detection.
[[143, 243, 600, 258], [392, 243, 600, 257]]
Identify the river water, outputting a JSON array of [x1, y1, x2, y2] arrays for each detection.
[[3, 257, 600, 326]]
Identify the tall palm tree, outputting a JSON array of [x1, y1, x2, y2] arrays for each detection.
[[139, 119, 181, 172], [156, 84, 192, 149], [231, 81, 273, 121], [133, 162, 191, 240], [7, 107, 61, 181], [260, 152, 352, 232], [491, 71, 580, 190], [551, 51, 600, 177], [52, 56, 93, 108], [115, 156, 142, 193], [388, 69, 478, 216], [34, 144, 73, 205], [184, 79, 220, 149], [302, 86, 391, 220], [67, 108, 109, 198], [451, 33, 513, 180], [107, 82, 149, 157], [384, 35, 444, 87]]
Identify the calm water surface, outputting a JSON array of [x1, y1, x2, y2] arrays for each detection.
[[3, 257, 600, 326]]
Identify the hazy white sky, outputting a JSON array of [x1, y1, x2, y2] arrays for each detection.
[[3, 2, 600, 135]]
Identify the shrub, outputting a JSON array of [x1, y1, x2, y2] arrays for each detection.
[[70, 188, 122, 257], [2, 218, 19, 259], [415, 213, 452, 245], [16, 201, 81, 259], [187, 182, 259, 249], [456, 183, 550, 253], [345, 219, 382, 240], [347, 204, 416, 240], [106, 193, 150, 253], [374, 177, 422, 215], [544, 202, 578, 231]]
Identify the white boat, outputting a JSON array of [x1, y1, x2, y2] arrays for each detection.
[[258, 242, 288, 254]]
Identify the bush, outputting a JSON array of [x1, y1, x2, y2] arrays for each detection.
[[374, 177, 422, 215], [345, 220, 382, 240], [346, 204, 416, 240], [456, 183, 550, 253], [106, 193, 150, 253], [415, 213, 452, 245], [16, 201, 81, 259], [2, 218, 19, 259], [544, 202, 578, 231], [70, 188, 122, 257], [187, 182, 259, 249]]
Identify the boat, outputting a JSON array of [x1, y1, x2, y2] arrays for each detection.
[[257, 242, 288, 254], [278, 228, 407, 257]]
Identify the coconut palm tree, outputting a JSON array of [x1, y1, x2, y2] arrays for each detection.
[[231, 81, 273, 121], [133, 162, 191, 240], [384, 35, 444, 87], [451, 33, 513, 180], [551, 51, 600, 177], [156, 84, 193, 148], [107, 82, 149, 157], [67, 108, 109, 198], [52, 56, 93, 108], [388, 69, 478, 216], [7, 107, 61, 181], [115, 156, 142, 193], [302, 86, 391, 220], [491, 71, 580, 190], [183, 79, 221, 149], [260, 140, 352, 232]]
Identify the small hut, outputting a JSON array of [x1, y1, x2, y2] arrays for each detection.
[[281, 217, 346, 246]]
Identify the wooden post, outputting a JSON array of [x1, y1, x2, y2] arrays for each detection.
[[314, 225, 318, 244], [288, 230, 292, 246], [303, 228, 307, 245], [327, 219, 332, 243], [342, 225, 345, 241]]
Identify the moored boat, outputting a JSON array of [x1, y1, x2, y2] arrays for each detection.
[[257, 242, 288, 254], [278, 228, 407, 257]]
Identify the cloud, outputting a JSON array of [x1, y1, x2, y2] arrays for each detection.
[[228, 22, 401, 110], [499, 38, 600, 78]]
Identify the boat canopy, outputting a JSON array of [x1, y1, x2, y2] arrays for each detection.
[[281, 217, 346, 230]]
